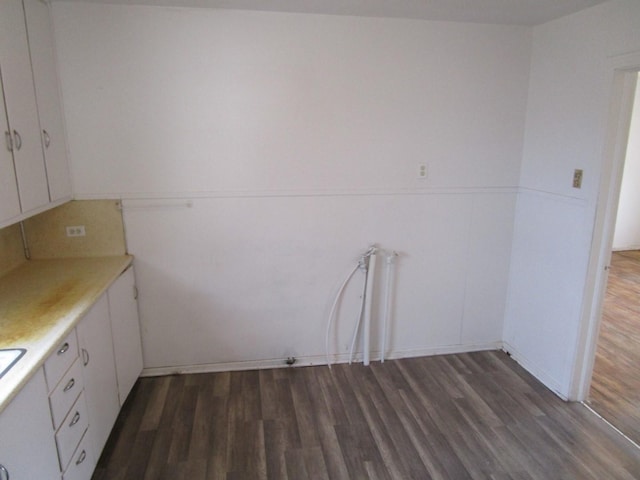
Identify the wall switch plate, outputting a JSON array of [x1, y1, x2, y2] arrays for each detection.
[[66, 225, 86, 237], [418, 163, 428, 179], [573, 169, 583, 189]]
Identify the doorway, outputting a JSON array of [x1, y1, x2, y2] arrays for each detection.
[[588, 74, 640, 442]]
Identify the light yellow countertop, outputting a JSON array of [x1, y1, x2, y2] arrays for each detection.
[[0, 255, 133, 413]]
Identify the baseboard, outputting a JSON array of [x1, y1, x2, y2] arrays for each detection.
[[141, 341, 503, 377], [612, 246, 640, 252], [501, 341, 568, 400]]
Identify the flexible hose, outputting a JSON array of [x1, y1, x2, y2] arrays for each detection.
[[326, 246, 377, 368], [325, 263, 360, 368]]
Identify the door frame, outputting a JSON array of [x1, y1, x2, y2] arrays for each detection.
[[569, 51, 640, 401]]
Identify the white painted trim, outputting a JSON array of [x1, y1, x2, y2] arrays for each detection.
[[502, 341, 567, 400], [73, 186, 519, 202], [569, 61, 640, 401], [140, 341, 502, 377], [612, 245, 640, 252], [516, 187, 588, 206]]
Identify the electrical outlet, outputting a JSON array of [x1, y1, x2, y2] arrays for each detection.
[[418, 163, 428, 179], [573, 169, 583, 189], [66, 225, 86, 237]]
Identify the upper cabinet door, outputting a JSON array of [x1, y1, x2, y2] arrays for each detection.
[[0, 0, 49, 214], [0, 74, 21, 222], [23, 0, 72, 202]]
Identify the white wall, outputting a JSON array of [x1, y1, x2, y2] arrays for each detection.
[[613, 74, 640, 251], [504, 0, 640, 398], [52, 3, 531, 370]]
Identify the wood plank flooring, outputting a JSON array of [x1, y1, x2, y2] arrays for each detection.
[[93, 351, 640, 479], [589, 250, 640, 445]]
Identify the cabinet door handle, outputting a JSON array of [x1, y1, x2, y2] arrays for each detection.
[[57, 342, 70, 355], [0, 464, 9, 480], [63, 378, 75, 392], [69, 411, 81, 427], [12, 130, 21, 151], [75, 450, 87, 466], [42, 129, 50, 148], [82, 348, 90, 366], [4, 131, 12, 152]]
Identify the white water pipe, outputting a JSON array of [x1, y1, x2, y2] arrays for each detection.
[[381, 251, 398, 363], [348, 270, 368, 364], [362, 247, 377, 366]]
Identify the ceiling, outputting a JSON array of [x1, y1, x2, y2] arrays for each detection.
[[58, 0, 609, 26]]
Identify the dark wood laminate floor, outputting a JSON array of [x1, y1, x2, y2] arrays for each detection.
[[589, 250, 640, 445], [93, 350, 640, 479]]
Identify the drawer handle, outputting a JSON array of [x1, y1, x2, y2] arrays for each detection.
[[57, 342, 70, 355], [43, 129, 51, 148], [0, 464, 8, 480], [12, 130, 21, 151], [75, 450, 87, 466], [63, 378, 75, 392], [82, 348, 90, 366], [69, 411, 81, 427]]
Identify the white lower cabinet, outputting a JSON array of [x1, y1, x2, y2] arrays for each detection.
[[77, 294, 120, 458], [0, 368, 61, 479], [44, 332, 92, 480], [0, 265, 143, 480], [55, 392, 90, 473], [108, 266, 144, 405], [63, 432, 95, 480]]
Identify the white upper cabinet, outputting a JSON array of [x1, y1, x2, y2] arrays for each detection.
[[0, 0, 72, 227], [23, 0, 72, 202], [0, 76, 21, 221], [0, 0, 50, 215]]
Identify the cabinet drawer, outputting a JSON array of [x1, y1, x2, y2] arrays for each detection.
[[45, 330, 79, 392], [56, 392, 89, 472], [63, 431, 96, 480], [50, 358, 83, 430]]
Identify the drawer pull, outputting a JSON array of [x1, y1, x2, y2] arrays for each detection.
[[0, 464, 8, 480], [69, 411, 81, 427], [82, 348, 90, 366], [43, 129, 51, 148], [12, 130, 21, 151], [75, 450, 87, 466], [57, 342, 70, 355], [63, 378, 75, 392]]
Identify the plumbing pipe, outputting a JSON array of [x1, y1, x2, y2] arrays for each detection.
[[325, 263, 360, 368], [381, 251, 398, 363], [362, 247, 377, 366], [348, 269, 369, 364], [349, 246, 376, 364]]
